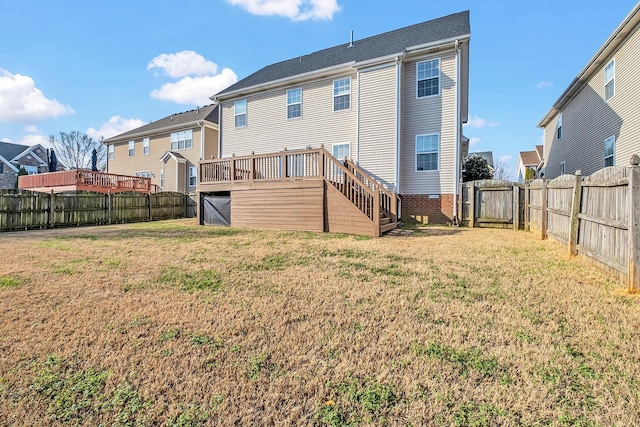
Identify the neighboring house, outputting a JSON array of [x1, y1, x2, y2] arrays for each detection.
[[103, 104, 218, 192], [538, 3, 640, 179], [0, 141, 51, 189], [470, 151, 495, 172], [516, 145, 543, 182], [210, 11, 470, 223]]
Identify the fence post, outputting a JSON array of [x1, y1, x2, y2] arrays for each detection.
[[524, 182, 530, 232], [107, 192, 112, 225], [49, 190, 55, 229], [148, 193, 152, 222], [541, 180, 548, 240], [513, 184, 520, 231], [469, 183, 475, 228], [568, 170, 583, 256], [628, 155, 640, 292]]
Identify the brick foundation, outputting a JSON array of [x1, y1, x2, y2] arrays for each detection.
[[400, 194, 454, 224]]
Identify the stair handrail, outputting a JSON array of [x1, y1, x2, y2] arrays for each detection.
[[343, 159, 399, 223]]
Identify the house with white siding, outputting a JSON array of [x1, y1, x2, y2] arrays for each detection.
[[199, 11, 470, 235], [538, 3, 640, 179]]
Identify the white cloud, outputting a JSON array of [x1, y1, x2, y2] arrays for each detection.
[[87, 116, 146, 141], [24, 125, 40, 133], [225, 0, 341, 20], [0, 69, 74, 122], [464, 116, 499, 128], [469, 137, 480, 146], [20, 134, 51, 148], [536, 81, 554, 89], [499, 155, 512, 163], [147, 51, 219, 78], [150, 69, 238, 105]]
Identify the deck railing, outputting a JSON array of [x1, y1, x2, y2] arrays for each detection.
[[199, 146, 399, 228], [19, 170, 152, 193]]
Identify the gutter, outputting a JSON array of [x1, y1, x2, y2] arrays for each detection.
[[212, 61, 357, 102], [538, 4, 640, 127], [104, 120, 219, 145]]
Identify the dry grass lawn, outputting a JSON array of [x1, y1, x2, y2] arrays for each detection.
[[0, 219, 639, 426]]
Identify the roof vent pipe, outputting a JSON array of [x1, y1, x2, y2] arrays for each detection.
[[349, 31, 354, 47]]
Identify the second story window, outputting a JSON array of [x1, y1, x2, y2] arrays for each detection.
[[108, 144, 114, 160], [333, 78, 350, 111], [143, 138, 150, 155], [417, 58, 440, 98], [235, 100, 247, 128], [128, 141, 135, 157], [557, 112, 563, 139], [287, 88, 302, 119], [170, 130, 193, 150], [605, 59, 615, 101]]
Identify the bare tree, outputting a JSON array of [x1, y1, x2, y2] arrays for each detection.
[[492, 160, 511, 180], [48, 131, 105, 170]]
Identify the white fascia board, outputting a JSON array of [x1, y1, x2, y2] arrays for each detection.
[[104, 120, 217, 145], [0, 154, 19, 172], [539, 4, 640, 127], [212, 62, 356, 102]]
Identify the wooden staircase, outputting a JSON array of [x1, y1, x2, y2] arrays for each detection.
[[198, 146, 400, 237]]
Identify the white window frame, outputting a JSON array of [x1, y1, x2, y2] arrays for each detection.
[[170, 130, 193, 151], [143, 138, 150, 155], [333, 78, 351, 112], [560, 161, 566, 175], [415, 134, 439, 172], [108, 144, 114, 160], [605, 59, 615, 101], [416, 58, 441, 98], [286, 88, 302, 120], [128, 140, 135, 157], [557, 112, 563, 139], [604, 135, 615, 167], [188, 166, 197, 187], [234, 99, 247, 128]]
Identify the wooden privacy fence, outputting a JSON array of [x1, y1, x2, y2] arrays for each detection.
[[0, 190, 188, 232], [459, 156, 640, 292]]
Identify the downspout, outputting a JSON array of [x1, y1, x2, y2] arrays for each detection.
[[395, 54, 404, 194], [216, 99, 222, 159], [356, 70, 360, 163], [453, 40, 461, 223], [198, 121, 205, 160]]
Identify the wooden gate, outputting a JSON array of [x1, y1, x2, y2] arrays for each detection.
[[459, 180, 524, 229]]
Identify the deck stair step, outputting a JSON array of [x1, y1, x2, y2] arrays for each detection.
[[380, 222, 399, 234]]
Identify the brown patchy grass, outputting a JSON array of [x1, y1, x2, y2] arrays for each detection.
[[0, 219, 638, 426]]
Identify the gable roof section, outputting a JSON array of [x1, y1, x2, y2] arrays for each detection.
[[104, 104, 219, 144], [214, 11, 470, 99], [0, 154, 19, 172], [161, 151, 187, 163], [538, 3, 640, 127], [13, 144, 48, 166], [519, 150, 541, 166], [0, 141, 30, 161]]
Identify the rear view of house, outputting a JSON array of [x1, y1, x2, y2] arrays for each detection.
[[104, 105, 218, 193], [539, 4, 640, 178], [200, 11, 470, 233]]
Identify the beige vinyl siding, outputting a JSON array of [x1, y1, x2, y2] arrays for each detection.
[[401, 51, 457, 194], [203, 127, 218, 161], [107, 126, 212, 191], [357, 64, 397, 190], [163, 162, 177, 192], [545, 24, 640, 178], [221, 72, 358, 158]]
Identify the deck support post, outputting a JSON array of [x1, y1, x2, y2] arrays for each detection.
[[374, 189, 381, 237], [250, 151, 255, 182], [391, 190, 398, 223], [282, 148, 287, 181], [231, 154, 236, 183]]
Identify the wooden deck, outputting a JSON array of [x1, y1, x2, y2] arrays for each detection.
[[18, 170, 154, 194], [198, 147, 399, 237]]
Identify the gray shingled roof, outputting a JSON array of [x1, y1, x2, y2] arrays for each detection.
[[103, 104, 218, 143], [0, 141, 30, 161], [215, 11, 469, 98]]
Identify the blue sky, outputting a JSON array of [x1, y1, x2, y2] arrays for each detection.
[[1, 0, 638, 177]]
